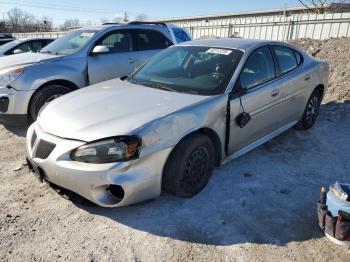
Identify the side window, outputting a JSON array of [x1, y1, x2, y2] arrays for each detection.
[[136, 30, 172, 51], [13, 42, 31, 53], [172, 28, 191, 43], [98, 30, 133, 53], [42, 39, 53, 47], [273, 46, 298, 75], [294, 51, 303, 66], [29, 40, 44, 52], [239, 46, 276, 90]]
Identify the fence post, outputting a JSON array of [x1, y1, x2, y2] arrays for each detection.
[[228, 23, 233, 37]]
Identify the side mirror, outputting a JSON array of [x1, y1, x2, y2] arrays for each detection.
[[120, 75, 128, 81], [13, 49, 23, 54], [91, 45, 110, 55], [230, 79, 247, 99]]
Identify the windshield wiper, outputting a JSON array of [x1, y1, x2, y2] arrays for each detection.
[[141, 81, 175, 92], [41, 50, 59, 55]]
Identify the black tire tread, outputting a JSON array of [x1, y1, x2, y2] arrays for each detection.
[[295, 89, 321, 130], [162, 133, 215, 197], [29, 85, 71, 121]]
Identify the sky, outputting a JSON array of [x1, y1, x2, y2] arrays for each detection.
[[0, 0, 303, 25]]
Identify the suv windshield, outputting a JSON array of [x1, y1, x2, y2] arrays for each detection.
[[130, 46, 243, 95], [41, 29, 97, 55]]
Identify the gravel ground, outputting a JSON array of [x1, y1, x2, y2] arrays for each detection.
[[1, 38, 350, 261]]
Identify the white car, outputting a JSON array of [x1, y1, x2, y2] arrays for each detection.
[[0, 38, 54, 56], [26, 38, 329, 207]]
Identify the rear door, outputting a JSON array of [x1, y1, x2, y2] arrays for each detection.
[[271, 45, 306, 126], [135, 29, 173, 67], [87, 29, 139, 84], [228, 46, 281, 154]]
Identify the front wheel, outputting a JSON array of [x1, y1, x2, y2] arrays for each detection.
[[29, 85, 72, 121], [295, 89, 321, 130], [162, 133, 215, 197]]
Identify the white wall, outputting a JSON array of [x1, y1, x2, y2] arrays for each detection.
[[167, 12, 350, 40], [11, 10, 350, 41]]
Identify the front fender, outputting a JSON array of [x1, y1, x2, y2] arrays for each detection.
[[135, 95, 228, 161], [11, 57, 87, 91]]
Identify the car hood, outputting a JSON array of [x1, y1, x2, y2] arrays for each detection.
[[0, 52, 61, 70], [38, 78, 212, 141]]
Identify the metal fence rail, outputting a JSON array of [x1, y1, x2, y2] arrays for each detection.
[[11, 11, 350, 41], [167, 12, 350, 40]]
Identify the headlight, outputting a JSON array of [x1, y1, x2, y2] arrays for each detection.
[[71, 136, 142, 163], [0, 67, 24, 86]]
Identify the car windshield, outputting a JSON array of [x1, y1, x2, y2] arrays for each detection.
[[130, 46, 243, 95], [40, 29, 97, 55], [0, 40, 18, 53]]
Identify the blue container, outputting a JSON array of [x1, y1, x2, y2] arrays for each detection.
[[326, 183, 350, 217]]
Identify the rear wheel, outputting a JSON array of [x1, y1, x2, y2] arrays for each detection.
[[295, 89, 321, 130], [162, 133, 215, 197], [29, 85, 72, 121]]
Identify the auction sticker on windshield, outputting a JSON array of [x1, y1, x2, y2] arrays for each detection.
[[206, 48, 232, 55], [80, 33, 95, 38]]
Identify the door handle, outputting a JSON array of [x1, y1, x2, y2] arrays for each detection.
[[128, 58, 137, 63], [305, 74, 311, 81], [271, 89, 279, 97]]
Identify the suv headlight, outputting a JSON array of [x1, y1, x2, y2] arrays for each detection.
[[0, 67, 24, 86], [71, 136, 142, 164]]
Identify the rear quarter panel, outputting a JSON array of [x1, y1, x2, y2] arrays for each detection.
[[303, 55, 329, 101]]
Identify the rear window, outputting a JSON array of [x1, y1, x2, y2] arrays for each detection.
[[273, 46, 298, 75], [172, 28, 191, 43], [136, 30, 172, 51], [294, 51, 303, 65]]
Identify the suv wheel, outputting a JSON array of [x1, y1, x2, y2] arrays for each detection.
[[29, 85, 71, 121], [162, 133, 215, 197], [295, 89, 321, 130]]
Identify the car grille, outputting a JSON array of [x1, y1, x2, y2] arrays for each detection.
[[31, 131, 37, 148], [35, 140, 56, 159]]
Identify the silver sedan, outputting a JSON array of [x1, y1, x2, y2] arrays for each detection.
[[26, 38, 329, 207]]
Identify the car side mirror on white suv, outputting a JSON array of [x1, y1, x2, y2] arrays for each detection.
[[91, 45, 110, 55], [13, 49, 23, 54]]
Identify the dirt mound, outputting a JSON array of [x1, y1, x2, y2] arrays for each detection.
[[290, 37, 350, 102]]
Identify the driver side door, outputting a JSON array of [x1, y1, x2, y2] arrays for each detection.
[[228, 46, 282, 155], [87, 29, 139, 85]]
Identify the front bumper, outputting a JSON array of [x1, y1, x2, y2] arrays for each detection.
[[0, 85, 34, 126], [26, 123, 173, 207]]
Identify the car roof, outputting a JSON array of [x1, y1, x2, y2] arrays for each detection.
[[17, 38, 54, 42], [178, 38, 296, 53], [73, 22, 178, 32]]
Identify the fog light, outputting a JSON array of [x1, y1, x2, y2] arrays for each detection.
[[107, 184, 125, 200], [0, 97, 9, 113]]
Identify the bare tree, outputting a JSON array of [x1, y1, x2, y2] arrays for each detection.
[[112, 16, 123, 23], [60, 19, 80, 30], [4, 7, 53, 32], [297, 0, 349, 14], [100, 18, 109, 24], [135, 13, 148, 21]]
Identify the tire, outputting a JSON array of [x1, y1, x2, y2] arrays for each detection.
[[29, 85, 72, 121], [162, 133, 215, 197], [295, 89, 322, 130]]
